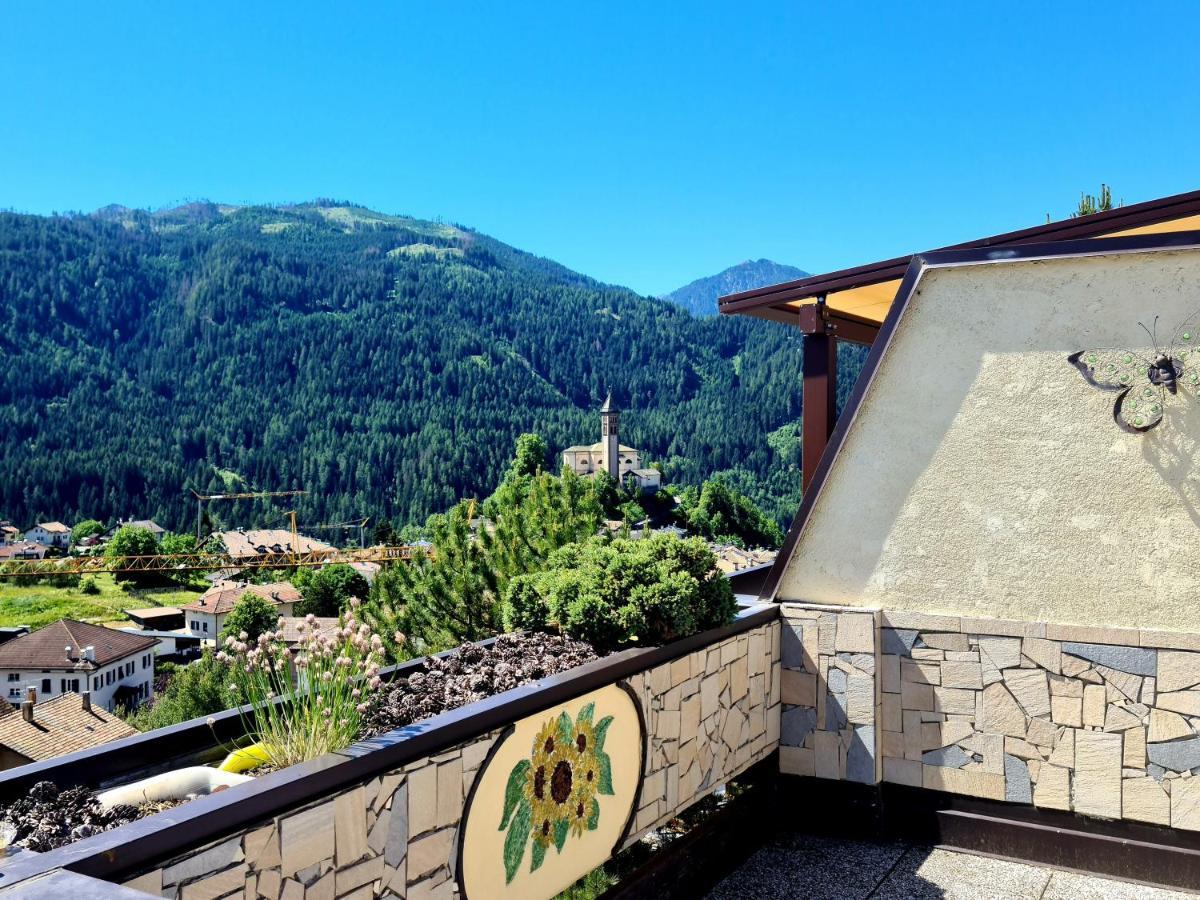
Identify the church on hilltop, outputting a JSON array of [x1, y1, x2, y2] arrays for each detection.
[[561, 395, 661, 494]]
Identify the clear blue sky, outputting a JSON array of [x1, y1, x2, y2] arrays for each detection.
[[2, 2, 1198, 296]]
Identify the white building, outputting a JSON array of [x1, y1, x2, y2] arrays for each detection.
[[23, 522, 70, 550], [105, 519, 166, 543], [0, 619, 157, 712], [180, 581, 300, 642], [561, 395, 661, 493]]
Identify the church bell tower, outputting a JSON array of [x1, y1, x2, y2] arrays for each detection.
[[600, 393, 620, 480]]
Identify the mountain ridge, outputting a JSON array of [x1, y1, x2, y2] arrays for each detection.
[[663, 259, 810, 316]]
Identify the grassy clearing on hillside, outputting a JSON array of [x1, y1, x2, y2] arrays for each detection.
[[0, 575, 204, 629], [386, 243, 465, 260]]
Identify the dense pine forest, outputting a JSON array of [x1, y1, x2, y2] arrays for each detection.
[[0, 201, 839, 533]]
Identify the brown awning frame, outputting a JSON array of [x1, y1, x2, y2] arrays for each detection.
[[718, 188, 1200, 319]]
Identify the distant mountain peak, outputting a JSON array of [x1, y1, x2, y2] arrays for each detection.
[[663, 259, 809, 316]]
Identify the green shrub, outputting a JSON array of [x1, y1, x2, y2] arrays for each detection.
[[71, 519, 105, 544], [80, 578, 100, 595], [105, 526, 160, 585], [221, 592, 279, 643], [124, 651, 234, 731], [502, 533, 736, 653], [292, 564, 370, 617]]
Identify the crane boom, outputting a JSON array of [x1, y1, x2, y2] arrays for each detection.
[[0, 544, 427, 578], [190, 488, 307, 542]]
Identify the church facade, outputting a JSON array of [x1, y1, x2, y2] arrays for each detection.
[[561, 395, 661, 494]]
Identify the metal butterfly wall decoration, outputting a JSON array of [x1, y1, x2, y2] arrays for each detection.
[[1068, 316, 1200, 432]]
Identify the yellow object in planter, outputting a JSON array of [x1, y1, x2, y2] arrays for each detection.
[[218, 742, 270, 773]]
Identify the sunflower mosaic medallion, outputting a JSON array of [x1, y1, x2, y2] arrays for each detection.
[[499, 702, 614, 882], [458, 683, 641, 899]]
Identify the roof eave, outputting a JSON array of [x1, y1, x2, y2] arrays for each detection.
[[718, 187, 1200, 318]]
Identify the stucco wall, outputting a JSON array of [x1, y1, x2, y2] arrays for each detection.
[[779, 247, 1200, 631]]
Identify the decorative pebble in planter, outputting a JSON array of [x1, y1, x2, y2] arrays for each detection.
[[0, 633, 600, 856]]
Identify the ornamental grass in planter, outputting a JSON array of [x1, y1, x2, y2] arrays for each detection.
[[216, 599, 386, 769]]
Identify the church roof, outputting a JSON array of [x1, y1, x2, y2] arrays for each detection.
[[600, 392, 619, 413], [562, 443, 637, 453]]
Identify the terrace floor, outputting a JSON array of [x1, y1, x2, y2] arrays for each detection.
[[706, 833, 1195, 899]]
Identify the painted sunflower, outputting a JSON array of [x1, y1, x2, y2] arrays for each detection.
[[568, 790, 599, 838], [501, 703, 618, 884], [526, 718, 566, 842]]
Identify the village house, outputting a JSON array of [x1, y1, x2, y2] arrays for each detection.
[[0, 522, 19, 546], [0, 620, 157, 712], [105, 519, 166, 543], [0, 691, 138, 771], [0, 542, 48, 561], [122, 607, 185, 632], [118, 607, 202, 660], [561, 394, 661, 493], [22, 521, 70, 550], [180, 581, 300, 642]]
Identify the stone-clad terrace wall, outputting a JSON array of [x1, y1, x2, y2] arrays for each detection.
[[121, 730, 499, 900], [779, 602, 1200, 832], [776, 606, 879, 784], [113, 618, 780, 899], [620, 619, 781, 846]]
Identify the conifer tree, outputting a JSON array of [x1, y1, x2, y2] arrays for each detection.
[[366, 440, 603, 658]]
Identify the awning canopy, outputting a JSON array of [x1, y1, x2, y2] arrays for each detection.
[[719, 190, 1200, 327]]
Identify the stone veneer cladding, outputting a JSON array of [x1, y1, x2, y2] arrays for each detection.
[[114, 619, 780, 899], [779, 603, 1200, 832]]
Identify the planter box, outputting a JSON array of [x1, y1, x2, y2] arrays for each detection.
[[0, 605, 780, 899]]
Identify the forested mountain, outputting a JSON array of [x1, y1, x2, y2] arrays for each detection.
[[0, 202, 809, 533], [663, 259, 809, 316]]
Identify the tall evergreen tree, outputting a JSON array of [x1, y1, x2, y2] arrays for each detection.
[[366, 442, 603, 657]]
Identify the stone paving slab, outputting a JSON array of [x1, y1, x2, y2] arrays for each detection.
[[706, 835, 1195, 899], [705, 835, 907, 900]]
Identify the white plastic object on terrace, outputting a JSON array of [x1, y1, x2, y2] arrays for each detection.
[[96, 767, 253, 810]]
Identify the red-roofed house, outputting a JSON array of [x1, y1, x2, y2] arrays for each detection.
[[180, 581, 300, 642], [0, 522, 19, 546]]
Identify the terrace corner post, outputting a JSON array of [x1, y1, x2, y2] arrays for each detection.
[[798, 296, 881, 491], [799, 297, 839, 492]]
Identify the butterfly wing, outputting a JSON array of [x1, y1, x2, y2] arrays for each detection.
[[1166, 311, 1200, 359], [1177, 361, 1200, 396], [1068, 349, 1149, 391], [1114, 383, 1166, 432]]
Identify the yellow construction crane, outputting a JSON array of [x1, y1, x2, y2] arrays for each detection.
[[0, 544, 426, 579], [190, 488, 307, 542], [310, 517, 371, 549], [0, 489, 434, 578]]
